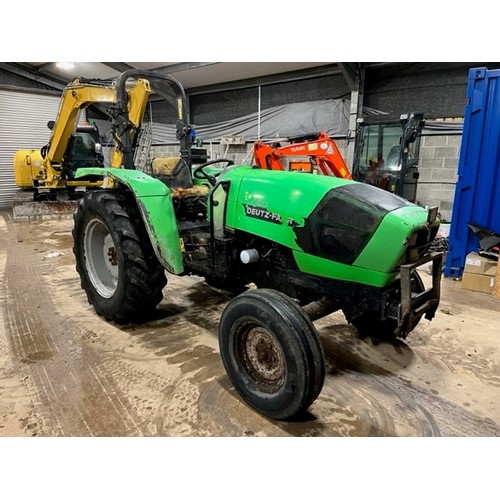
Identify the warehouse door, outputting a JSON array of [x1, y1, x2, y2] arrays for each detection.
[[0, 89, 61, 208]]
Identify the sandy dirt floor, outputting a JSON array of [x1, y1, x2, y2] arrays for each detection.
[[1, 209, 499, 437]]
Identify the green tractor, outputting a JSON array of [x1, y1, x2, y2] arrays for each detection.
[[72, 70, 443, 420]]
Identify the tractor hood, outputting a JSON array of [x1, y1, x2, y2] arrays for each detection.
[[222, 166, 437, 287]]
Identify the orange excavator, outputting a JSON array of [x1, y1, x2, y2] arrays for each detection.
[[253, 131, 352, 179]]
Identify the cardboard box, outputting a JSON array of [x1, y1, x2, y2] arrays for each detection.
[[464, 252, 497, 276], [485, 265, 497, 277], [461, 271, 495, 293]]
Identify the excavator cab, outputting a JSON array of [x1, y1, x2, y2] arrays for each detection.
[[62, 125, 104, 179], [352, 112, 424, 201]]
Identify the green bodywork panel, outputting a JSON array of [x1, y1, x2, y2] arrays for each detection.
[[220, 166, 432, 288], [74, 167, 184, 274], [292, 204, 429, 287], [355, 205, 429, 272], [221, 166, 347, 249], [75, 164, 434, 289]]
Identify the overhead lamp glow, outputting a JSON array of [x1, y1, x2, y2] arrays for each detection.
[[56, 62, 75, 71]]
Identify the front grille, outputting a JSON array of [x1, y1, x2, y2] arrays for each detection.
[[405, 224, 439, 264]]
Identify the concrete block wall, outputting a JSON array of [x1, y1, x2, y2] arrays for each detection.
[[416, 134, 462, 222], [152, 143, 252, 166], [333, 138, 348, 160], [152, 144, 183, 158]]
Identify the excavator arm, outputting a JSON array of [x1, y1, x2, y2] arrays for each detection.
[[253, 131, 352, 179], [46, 82, 117, 167], [46, 77, 151, 171], [20, 76, 152, 191], [15, 69, 194, 197]]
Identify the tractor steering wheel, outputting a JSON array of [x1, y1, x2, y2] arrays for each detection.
[[193, 159, 234, 186]]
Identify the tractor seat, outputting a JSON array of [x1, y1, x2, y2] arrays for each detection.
[[151, 157, 210, 198], [170, 184, 210, 199]]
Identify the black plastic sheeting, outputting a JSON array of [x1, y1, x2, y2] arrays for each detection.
[[422, 120, 463, 135], [364, 63, 472, 119]]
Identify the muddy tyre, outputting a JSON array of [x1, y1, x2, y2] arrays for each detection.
[[73, 190, 167, 324], [218, 288, 325, 420]]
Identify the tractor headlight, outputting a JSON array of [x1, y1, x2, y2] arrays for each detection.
[[427, 206, 438, 224]]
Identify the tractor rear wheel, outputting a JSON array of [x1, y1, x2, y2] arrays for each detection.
[[73, 190, 167, 324], [218, 288, 325, 420]]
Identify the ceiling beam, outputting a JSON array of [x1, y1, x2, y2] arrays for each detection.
[[101, 62, 220, 75], [338, 62, 361, 90], [37, 62, 56, 72], [186, 64, 342, 95], [101, 62, 135, 72], [153, 62, 219, 73], [0, 62, 67, 91]]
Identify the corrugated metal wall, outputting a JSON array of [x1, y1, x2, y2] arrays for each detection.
[[0, 89, 61, 208]]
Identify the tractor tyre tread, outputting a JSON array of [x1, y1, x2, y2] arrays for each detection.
[[218, 288, 325, 420], [73, 190, 167, 324]]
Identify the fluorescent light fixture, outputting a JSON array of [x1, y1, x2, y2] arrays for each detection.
[[56, 62, 75, 71]]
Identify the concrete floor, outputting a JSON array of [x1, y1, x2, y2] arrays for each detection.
[[1, 209, 499, 437]]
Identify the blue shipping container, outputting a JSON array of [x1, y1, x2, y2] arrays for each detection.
[[444, 67, 500, 278]]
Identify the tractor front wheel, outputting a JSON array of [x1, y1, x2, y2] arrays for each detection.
[[218, 288, 325, 420], [73, 190, 167, 324]]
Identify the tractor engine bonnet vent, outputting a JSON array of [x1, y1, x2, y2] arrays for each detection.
[[294, 183, 411, 265]]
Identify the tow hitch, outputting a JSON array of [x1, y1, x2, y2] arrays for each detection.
[[397, 251, 444, 337]]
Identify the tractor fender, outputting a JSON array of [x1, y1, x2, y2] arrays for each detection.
[[74, 167, 184, 274]]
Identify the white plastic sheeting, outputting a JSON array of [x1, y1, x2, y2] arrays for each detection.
[[153, 98, 352, 144], [94, 98, 387, 147]]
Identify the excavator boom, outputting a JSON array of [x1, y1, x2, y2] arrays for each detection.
[[46, 77, 151, 170], [14, 75, 152, 197], [253, 131, 352, 179]]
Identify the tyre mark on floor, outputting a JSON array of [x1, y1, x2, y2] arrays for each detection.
[[313, 330, 500, 437], [2, 225, 147, 436], [3, 216, 500, 437]]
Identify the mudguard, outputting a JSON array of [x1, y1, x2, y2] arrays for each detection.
[[74, 167, 184, 274]]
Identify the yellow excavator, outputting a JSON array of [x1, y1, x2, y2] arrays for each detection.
[[14, 72, 153, 200]]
